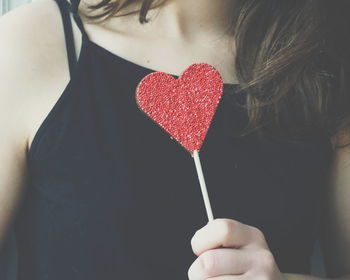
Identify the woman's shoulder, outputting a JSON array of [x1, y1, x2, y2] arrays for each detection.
[[0, 0, 81, 152], [0, 0, 67, 70], [0, 0, 69, 244]]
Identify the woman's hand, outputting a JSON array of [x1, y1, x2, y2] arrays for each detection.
[[188, 218, 286, 280]]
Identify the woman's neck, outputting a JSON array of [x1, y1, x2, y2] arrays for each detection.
[[148, 0, 237, 41]]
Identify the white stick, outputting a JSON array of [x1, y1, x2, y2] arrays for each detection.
[[193, 149, 214, 222]]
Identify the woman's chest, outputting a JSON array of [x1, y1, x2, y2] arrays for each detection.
[[26, 88, 333, 274]]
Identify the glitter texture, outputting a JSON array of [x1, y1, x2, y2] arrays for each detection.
[[135, 63, 224, 155]]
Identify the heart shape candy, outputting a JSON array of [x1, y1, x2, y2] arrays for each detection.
[[135, 63, 224, 154]]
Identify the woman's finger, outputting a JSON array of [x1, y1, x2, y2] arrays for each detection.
[[188, 247, 252, 280], [191, 218, 268, 256]]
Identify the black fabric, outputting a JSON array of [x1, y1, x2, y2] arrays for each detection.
[[14, 0, 333, 278]]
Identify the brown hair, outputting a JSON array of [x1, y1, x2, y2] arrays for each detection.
[[82, 0, 350, 149]]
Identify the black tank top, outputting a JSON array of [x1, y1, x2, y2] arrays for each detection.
[[14, 0, 333, 278]]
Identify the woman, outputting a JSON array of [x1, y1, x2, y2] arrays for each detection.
[[0, 0, 349, 279]]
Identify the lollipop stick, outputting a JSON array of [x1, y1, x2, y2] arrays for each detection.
[[193, 149, 214, 222]]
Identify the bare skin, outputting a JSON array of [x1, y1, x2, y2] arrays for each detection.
[[0, 0, 349, 279]]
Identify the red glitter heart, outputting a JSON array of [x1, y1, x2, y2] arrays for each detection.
[[135, 63, 224, 155]]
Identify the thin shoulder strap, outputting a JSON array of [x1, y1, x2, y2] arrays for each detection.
[[68, 0, 89, 40], [54, 0, 89, 78]]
